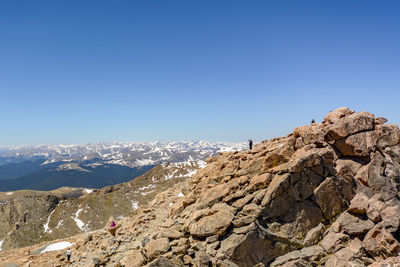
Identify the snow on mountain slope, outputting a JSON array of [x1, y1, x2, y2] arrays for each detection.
[[0, 141, 247, 167]]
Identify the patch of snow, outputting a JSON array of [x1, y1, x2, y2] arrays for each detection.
[[6, 192, 13, 195], [164, 169, 179, 180], [24, 260, 33, 266], [40, 241, 73, 253], [177, 192, 184, 197], [169, 202, 173, 207], [83, 188, 93, 194], [0, 240, 3, 251], [41, 158, 57, 165], [135, 158, 156, 166], [106, 159, 130, 166], [139, 184, 155, 191], [73, 209, 86, 231], [218, 146, 236, 152], [131, 201, 138, 210], [187, 169, 197, 177], [56, 220, 63, 228], [141, 190, 155, 196], [43, 209, 55, 233], [197, 160, 207, 169]]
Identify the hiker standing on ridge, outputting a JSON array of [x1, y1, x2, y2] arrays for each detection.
[[66, 248, 71, 262], [311, 119, 315, 124], [248, 139, 253, 150]]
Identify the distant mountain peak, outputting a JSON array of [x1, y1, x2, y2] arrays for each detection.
[[0, 141, 247, 167]]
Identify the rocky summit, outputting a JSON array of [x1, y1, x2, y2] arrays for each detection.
[[2, 107, 400, 267]]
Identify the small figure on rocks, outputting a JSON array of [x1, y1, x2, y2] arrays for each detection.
[[66, 248, 71, 262], [248, 139, 253, 150], [109, 220, 119, 237], [311, 119, 315, 123]]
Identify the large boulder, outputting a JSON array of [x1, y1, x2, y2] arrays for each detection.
[[219, 223, 293, 267], [293, 124, 326, 146], [333, 131, 371, 157], [189, 210, 235, 237], [323, 107, 354, 124], [325, 111, 374, 141], [119, 250, 147, 267], [313, 177, 353, 220], [335, 159, 362, 182], [145, 238, 171, 260], [333, 124, 400, 157], [375, 124, 400, 148]]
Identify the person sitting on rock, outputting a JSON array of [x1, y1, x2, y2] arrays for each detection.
[[248, 139, 253, 150], [311, 119, 315, 123], [108, 220, 119, 237]]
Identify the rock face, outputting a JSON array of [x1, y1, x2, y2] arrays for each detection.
[[2, 107, 400, 267]]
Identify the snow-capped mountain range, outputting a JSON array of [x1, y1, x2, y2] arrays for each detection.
[[0, 141, 247, 167]]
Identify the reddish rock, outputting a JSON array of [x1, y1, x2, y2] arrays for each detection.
[[364, 224, 400, 260]]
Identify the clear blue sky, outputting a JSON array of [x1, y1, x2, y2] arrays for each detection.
[[1, 1, 399, 146]]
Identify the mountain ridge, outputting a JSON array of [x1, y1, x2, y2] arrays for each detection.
[[0, 160, 204, 252], [0, 141, 247, 168], [3, 108, 400, 266], [0, 141, 245, 191]]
